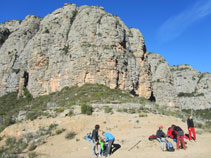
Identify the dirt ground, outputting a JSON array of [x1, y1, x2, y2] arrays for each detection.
[[1, 110, 211, 158]]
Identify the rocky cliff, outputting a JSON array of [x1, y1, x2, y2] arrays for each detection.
[[0, 4, 152, 99], [0, 4, 210, 110], [148, 53, 211, 109]]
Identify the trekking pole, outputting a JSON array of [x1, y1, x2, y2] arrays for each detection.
[[128, 140, 141, 151]]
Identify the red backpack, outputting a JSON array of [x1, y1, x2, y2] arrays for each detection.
[[148, 135, 157, 141]]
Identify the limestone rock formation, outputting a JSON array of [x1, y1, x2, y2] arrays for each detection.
[[0, 4, 152, 98], [148, 53, 211, 110], [171, 65, 211, 109], [0, 4, 210, 110], [147, 53, 177, 108]]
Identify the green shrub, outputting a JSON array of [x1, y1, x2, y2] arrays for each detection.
[[65, 132, 76, 139], [63, 44, 69, 54], [56, 128, 66, 135], [71, 10, 78, 25], [43, 28, 49, 33], [5, 137, 16, 146], [25, 133, 33, 143], [55, 107, 65, 113], [28, 152, 38, 158], [104, 106, 112, 113], [116, 108, 123, 112], [68, 110, 74, 116], [48, 123, 58, 131], [178, 92, 204, 98], [123, 108, 128, 113], [128, 108, 136, 114], [23, 88, 33, 101], [12, 68, 20, 74], [5, 137, 28, 154], [26, 110, 41, 121], [2, 115, 15, 128], [81, 104, 92, 115], [178, 92, 195, 97], [139, 113, 147, 117], [29, 142, 37, 151]]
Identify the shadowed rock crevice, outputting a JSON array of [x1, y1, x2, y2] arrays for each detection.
[[23, 71, 29, 88], [120, 29, 127, 49], [149, 91, 156, 102], [0, 28, 10, 48]]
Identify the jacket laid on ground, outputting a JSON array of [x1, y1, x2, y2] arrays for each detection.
[[156, 129, 166, 138], [92, 129, 99, 142], [104, 132, 115, 142], [187, 119, 194, 128]]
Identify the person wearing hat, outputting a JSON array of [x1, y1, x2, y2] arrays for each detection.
[[156, 125, 168, 151]]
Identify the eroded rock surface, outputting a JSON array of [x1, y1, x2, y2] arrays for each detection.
[[0, 4, 152, 98]]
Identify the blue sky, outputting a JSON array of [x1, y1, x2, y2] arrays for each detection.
[[1, 0, 211, 73]]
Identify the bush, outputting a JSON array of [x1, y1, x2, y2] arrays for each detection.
[[104, 106, 112, 113], [117, 108, 123, 112], [56, 128, 66, 135], [178, 92, 204, 98], [25, 133, 33, 143], [5, 137, 28, 154], [178, 92, 195, 97], [123, 108, 128, 113], [29, 142, 37, 151], [63, 44, 69, 54], [81, 104, 92, 115], [68, 110, 74, 116], [28, 152, 38, 158], [5, 137, 16, 146], [128, 108, 136, 114], [2, 115, 15, 128], [139, 113, 147, 117], [23, 88, 33, 101], [26, 110, 41, 121], [65, 132, 76, 140], [48, 123, 58, 131]]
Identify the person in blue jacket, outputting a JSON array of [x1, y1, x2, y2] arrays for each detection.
[[102, 131, 115, 156]]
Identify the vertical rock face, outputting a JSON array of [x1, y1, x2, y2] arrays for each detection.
[[0, 16, 41, 96], [171, 66, 211, 109], [148, 53, 211, 110], [147, 53, 177, 107], [0, 4, 152, 99]]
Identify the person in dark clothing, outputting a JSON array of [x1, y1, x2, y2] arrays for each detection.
[[92, 124, 100, 156], [187, 116, 196, 141], [172, 125, 186, 150], [156, 125, 168, 151]]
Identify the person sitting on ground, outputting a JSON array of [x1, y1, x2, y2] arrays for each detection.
[[102, 131, 115, 156], [92, 124, 100, 156], [172, 125, 186, 150], [156, 125, 168, 151], [187, 116, 196, 141]]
